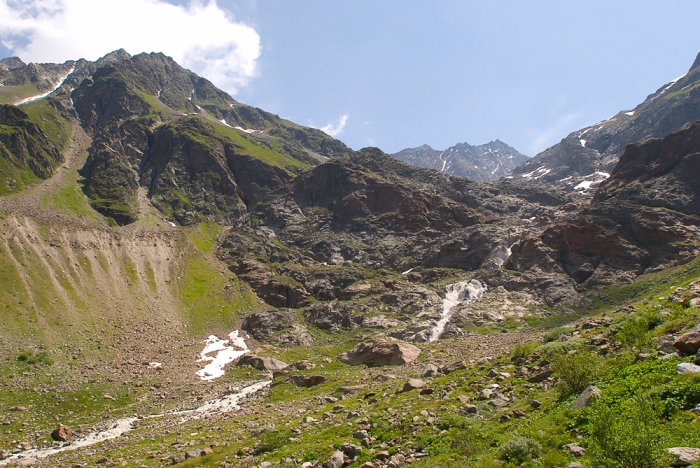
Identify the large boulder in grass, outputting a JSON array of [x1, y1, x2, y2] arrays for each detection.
[[673, 326, 700, 355], [338, 341, 421, 366], [668, 447, 700, 467], [236, 355, 289, 371], [51, 425, 73, 441]]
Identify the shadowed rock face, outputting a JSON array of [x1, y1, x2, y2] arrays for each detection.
[[0, 105, 64, 192], [67, 51, 352, 225], [593, 120, 700, 216], [506, 121, 700, 300]]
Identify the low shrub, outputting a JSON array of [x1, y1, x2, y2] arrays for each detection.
[[17, 349, 53, 366], [499, 435, 541, 462], [551, 351, 601, 395], [588, 394, 673, 468], [542, 326, 572, 343]]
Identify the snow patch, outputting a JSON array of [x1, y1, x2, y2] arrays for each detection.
[[233, 126, 261, 134], [196, 331, 250, 381], [520, 165, 551, 180], [574, 171, 610, 191], [624, 111, 635, 116], [580, 139, 587, 147], [14, 66, 75, 105]]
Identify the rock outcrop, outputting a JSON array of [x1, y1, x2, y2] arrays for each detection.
[[338, 341, 421, 366]]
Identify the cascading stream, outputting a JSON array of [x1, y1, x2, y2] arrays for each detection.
[[428, 280, 487, 341], [1, 330, 269, 466]]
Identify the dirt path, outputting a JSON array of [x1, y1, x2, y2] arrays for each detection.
[[0, 122, 107, 230]]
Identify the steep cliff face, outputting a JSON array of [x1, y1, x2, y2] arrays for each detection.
[[69, 52, 351, 225], [593, 120, 700, 215], [506, 122, 700, 301], [0, 105, 64, 194]]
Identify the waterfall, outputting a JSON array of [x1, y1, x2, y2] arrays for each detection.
[[428, 279, 487, 341]]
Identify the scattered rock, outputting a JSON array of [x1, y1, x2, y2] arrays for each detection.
[[563, 443, 586, 457], [288, 375, 327, 387], [696, 349, 700, 365], [185, 449, 203, 459], [441, 361, 467, 374], [51, 425, 73, 442], [376, 450, 391, 460], [488, 399, 509, 407], [572, 385, 601, 411], [337, 385, 367, 395], [677, 363, 700, 374], [0, 450, 8, 460], [530, 400, 542, 409], [237, 355, 289, 371], [422, 364, 439, 378], [673, 326, 700, 355], [527, 369, 553, 383], [567, 463, 584, 468], [295, 360, 316, 370], [668, 447, 700, 467], [658, 335, 679, 354], [459, 405, 478, 415], [420, 388, 434, 395], [328, 449, 345, 468], [402, 379, 426, 392], [170, 453, 186, 464], [341, 443, 362, 457], [338, 341, 421, 366]]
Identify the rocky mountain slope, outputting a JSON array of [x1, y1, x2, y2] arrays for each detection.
[[0, 48, 698, 468], [0, 50, 351, 225], [508, 52, 700, 194], [392, 140, 528, 182]]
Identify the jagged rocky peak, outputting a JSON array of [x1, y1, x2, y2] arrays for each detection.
[[391, 139, 528, 182], [508, 50, 700, 194], [0, 56, 25, 71]]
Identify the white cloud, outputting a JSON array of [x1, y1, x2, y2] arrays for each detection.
[[320, 114, 348, 137], [0, 0, 261, 95]]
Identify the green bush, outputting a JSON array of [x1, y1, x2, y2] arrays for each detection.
[[17, 349, 53, 366], [617, 316, 652, 349], [499, 436, 541, 462], [254, 428, 293, 454], [551, 351, 601, 395], [588, 394, 673, 468], [542, 326, 572, 343], [512, 342, 537, 359]]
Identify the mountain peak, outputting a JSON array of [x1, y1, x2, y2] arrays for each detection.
[[689, 51, 700, 73], [0, 56, 25, 71]]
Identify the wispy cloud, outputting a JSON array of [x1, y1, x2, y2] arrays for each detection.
[[320, 114, 348, 137], [0, 0, 261, 95], [526, 113, 579, 155]]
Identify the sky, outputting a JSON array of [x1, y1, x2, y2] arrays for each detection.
[[2, 1, 700, 156]]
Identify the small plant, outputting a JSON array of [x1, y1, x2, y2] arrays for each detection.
[[17, 349, 53, 366], [512, 342, 536, 359], [551, 351, 601, 395], [499, 435, 541, 462]]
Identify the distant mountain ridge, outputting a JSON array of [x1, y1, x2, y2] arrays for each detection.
[[508, 51, 700, 193], [391, 139, 528, 182]]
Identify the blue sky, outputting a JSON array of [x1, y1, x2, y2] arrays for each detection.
[[2, 0, 700, 156]]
